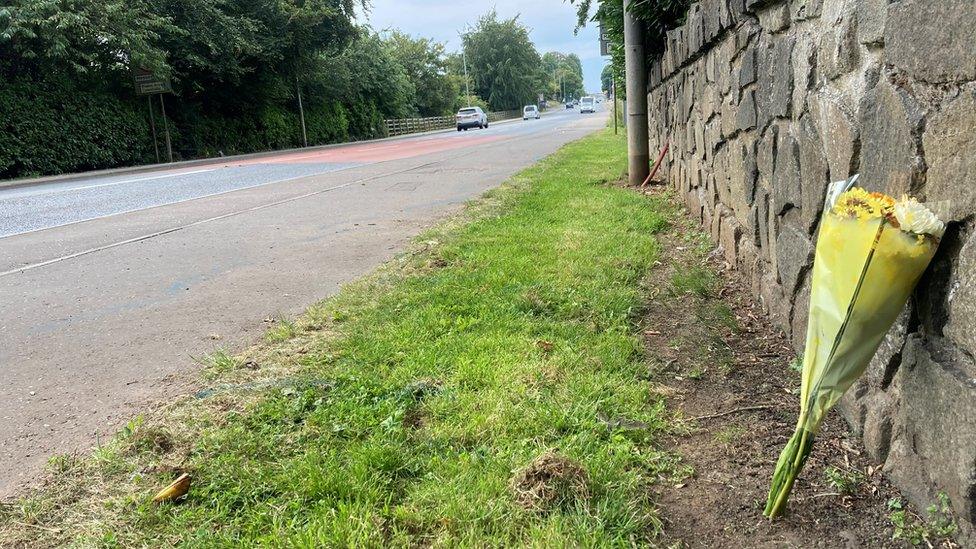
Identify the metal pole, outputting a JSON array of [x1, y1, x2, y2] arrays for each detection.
[[612, 77, 618, 135], [147, 95, 161, 163], [296, 75, 308, 147], [623, 0, 650, 185], [159, 94, 173, 163]]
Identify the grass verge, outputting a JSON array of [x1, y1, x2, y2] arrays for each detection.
[[0, 129, 681, 547]]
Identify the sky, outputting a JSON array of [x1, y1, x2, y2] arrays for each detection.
[[359, 1, 607, 93]]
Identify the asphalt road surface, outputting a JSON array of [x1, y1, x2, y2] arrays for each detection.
[[0, 107, 607, 496]]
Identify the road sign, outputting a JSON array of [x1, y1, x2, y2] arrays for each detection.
[[599, 24, 611, 57], [132, 68, 171, 95]]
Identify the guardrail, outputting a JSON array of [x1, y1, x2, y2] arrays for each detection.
[[384, 116, 454, 137], [384, 110, 526, 137]]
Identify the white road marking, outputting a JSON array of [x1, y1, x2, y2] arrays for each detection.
[[38, 168, 218, 195]]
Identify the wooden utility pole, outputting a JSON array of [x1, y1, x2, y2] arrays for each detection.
[[159, 94, 173, 163], [296, 76, 308, 147], [623, 0, 649, 185]]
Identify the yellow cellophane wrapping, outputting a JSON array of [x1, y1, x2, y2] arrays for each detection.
[[798, 215, 938, 434], [765, 205, 939, 518]]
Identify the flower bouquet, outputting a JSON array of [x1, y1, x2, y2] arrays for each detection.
[[764, 175, 945, 518]]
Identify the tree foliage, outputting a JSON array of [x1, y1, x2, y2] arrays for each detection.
[[541, 51, 586, 101], [386, 31, 462, 117], [462, 11, 543, 111], [569, 0, 690, 96]]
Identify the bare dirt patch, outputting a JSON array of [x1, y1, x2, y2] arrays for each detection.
[[637, 187, 936, 548]]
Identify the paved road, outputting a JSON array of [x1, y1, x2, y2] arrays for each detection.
[[0, 107, 607, 495]]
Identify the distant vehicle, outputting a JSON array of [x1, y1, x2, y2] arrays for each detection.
[[523, 105, 541, 120], [565, 102, 574, 109], [456, 107, 488, 131], [580, 96, 596, 114]]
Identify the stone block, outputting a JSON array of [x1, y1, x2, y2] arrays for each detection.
[[819, 11, 859, 80], [857, 0, 887, 45], [770, 37, 795, 118], [790, 267, 811, 354], [757, 3, 790, 33], [702, 0, 722, 41], [775, 221, 813, 296], [711, 204, 728, 241], [771, 130, 801, 215], [796, 114, 829, 233], [687, 189, 704, 223], [736, 90, 757, 131], [739, 47, 757, 89], [756, 124, 777, 185], [720, 215, 743, 266], [887, 336, 976, 540], [721, 94, 739, 137], [760, 269, 790, 332], [922, 91, 976, 223], [858, 80, 924, 196], [790, 0, 822, 21], [728, 138, 758, 212], [737, 238, 763, 299], [809, 94, 859, 182], [791, 36, 816, 116], [886, 0, 976, 83], [945, 228, 976, 357]]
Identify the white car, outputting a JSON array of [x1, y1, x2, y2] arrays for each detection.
[[523, 105, 541, 120], [580, 96, 596, 114], [456, 107, 488, 131]]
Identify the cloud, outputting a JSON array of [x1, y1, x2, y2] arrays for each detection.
[[359, 0, 608, 92]]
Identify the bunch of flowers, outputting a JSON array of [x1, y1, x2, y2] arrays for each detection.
[[764, 176, 945, 518]]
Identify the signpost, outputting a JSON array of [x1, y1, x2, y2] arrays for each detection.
[[132, 68, 173, 163], [599, 25, 617, 135], [599, 24, 611, 57]]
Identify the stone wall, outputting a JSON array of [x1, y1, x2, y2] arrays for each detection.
[[646, 0, 976, 539]]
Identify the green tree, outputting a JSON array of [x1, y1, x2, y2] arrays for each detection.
[[541, 51, 585, 100], [385, 31, 461, 117], [462, 11, 543, 111], [601, 63, 614, 94]]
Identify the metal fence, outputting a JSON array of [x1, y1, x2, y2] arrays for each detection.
[[384, 110, 525, 137]]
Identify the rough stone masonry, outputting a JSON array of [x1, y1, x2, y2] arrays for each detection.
[[645, 0, 976, 540]]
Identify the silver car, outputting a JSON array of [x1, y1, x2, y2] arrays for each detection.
[[523, 105, 540, 120], [456, 107, 488, 131]]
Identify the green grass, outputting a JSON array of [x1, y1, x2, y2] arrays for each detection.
[[0, 130, 681, 546]]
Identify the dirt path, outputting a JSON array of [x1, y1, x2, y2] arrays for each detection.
[[637, 186, 952, 548]]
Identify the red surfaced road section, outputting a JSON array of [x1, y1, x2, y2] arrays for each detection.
[[233, 134, 506, 167]]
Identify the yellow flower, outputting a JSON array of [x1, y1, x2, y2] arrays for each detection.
[[831, 188, 895, 221]]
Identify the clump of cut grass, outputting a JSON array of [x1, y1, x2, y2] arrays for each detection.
[[510, 451, 590, 512], [1, 130, 679, 546]]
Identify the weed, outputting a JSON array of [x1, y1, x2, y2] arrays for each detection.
[[265, 315, 299, 342], [823, 465, 866, 495], [714, 426, 746, 445], [887, 492, 958, 545]]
